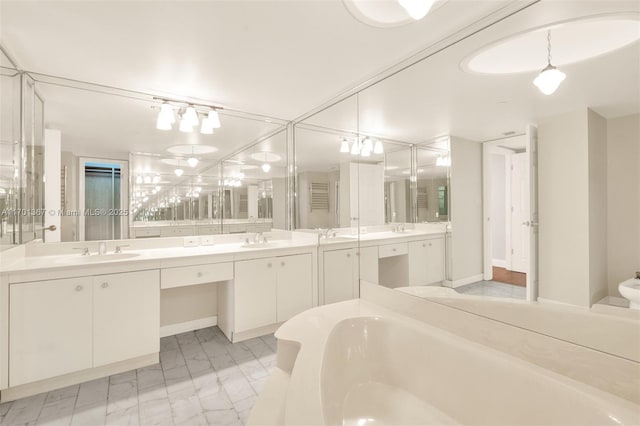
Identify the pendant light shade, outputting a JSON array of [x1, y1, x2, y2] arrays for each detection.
[[373, 140, 384, 154], [179, 117, 193, 132], [174, 168, 184, 177], [187, 157, 199, 168], [262, 163, 271, 173], [156, 102, 175, 130], [200, 119, 214, 134], [533, 65, 566, 95], [340, 138, 350, 153], [534, 31, 566, 95], [184, 106, 199, 126], [207, 109, 221, 129], [398, 0, 434, 20], [350, 141, 360, 155]]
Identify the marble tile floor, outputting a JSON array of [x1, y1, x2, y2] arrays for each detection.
[[0, 327, 277, 426], [455, 280, 526, 300]]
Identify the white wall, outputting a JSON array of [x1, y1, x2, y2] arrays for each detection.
[[44, 129, 61, 243], [538, 108, 610, 307], [450, 136, 483, 283], [588, 110, 608, 305], [491, 153, 506, 264], [607, 113, 640, 295], [271, 177, 287, 229]]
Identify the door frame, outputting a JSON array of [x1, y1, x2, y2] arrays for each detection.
[[482, 126, 538, 301], [78, 157, 129, 241]]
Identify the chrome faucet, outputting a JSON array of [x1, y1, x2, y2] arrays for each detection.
[[254, 232, 264, 244], [393, 224, 405, 233], [322, 228, 335, 239], [114, 244, 130, 254], [98, 241, 107, 255], [73, 247, 90, 256]]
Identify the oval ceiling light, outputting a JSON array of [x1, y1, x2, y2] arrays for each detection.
[[398, 0, 434, 20], [343, 0, 445, 28], [462, 15, 640, 75]]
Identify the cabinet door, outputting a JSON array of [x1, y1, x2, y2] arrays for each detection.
[[235, 258, 277, 333], [10, 277, 93, 386], [323, 249, 356, 304], [425, 237, 445, 284], [408, 240, 429, 286], [276, 254, 312, 322], [93, 270, 160, 367]]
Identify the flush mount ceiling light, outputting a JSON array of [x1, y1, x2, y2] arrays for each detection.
[[533, 30, 566, 95], [398, 0, 434, 20], [343, 0, 445, 28], [462, 16, 640, 75]]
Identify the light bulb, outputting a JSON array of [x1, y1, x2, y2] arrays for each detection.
[[398, 0, 434, 20], [179, 118, 193, 133], [144, 175, 151, 184], [187, 157, 199, 168], [184, 106, 199, 126], [152, 175, 160, 184], [156, 102, 175, 130], [135, 175, 143, 184], [350, 141, 360, 155], [262, 163, 271, 173], [237, 172, 245, 180], [340, 139, 350, 153], [174, 168, 184, 177], [533, 65, 566, 95], [361, 147, 371, 157], [200, 119, 214, 134], [207, 109, 221, 129], [373, 140, 384, 154]]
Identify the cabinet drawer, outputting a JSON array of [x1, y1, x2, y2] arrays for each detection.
[[161, 227, 194, 237], [378, 242, 408, 258], [197, 225, 220, 235], [161, 262, 233, 289], [134, 227, 161, 238]]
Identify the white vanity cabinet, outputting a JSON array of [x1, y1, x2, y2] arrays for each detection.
[[9, 270, 159, 386], [10, 277, 93, 386], [93, 270, 160, 367], [409, 237, 445, 285], [323, 248, 358, 304], [233, 253, 313, 335]]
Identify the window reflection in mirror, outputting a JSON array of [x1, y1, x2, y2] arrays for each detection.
[[417, 141, 450, 223]]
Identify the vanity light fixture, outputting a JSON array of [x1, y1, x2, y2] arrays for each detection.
[[152, 174, 161, 184], [436, 155, 451, 167], [154, 98, 223, 133], [398, 0, 434, 20], [340, 138, 350, 153], [156, 102, 175, 130], [350, 141, 360, 155], [184, 106, 199, 126], [373, 140, 384, 154], [533, 31, 566, 95], [143, 175, 151, 184], [207, 109, 221, 129], [135, 175, 143, 184], [179, 113, 193, 133]]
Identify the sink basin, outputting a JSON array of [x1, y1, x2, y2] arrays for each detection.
[[618, 278, 640, 310], [241, 242, 277, 249], [56, 253, 141, 264]]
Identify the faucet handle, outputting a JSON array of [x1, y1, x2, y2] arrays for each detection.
[[73, 247, 90, 256], [114, 245, 130, 253]]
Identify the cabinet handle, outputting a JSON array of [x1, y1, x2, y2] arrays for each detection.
[[75, 285, 83, 292], [267, 263, 272, 268], [429, 243, 432, 247], [422, 243, 426, 247], [392, 248, 396, 252], [281, 261, 285, 267], [346, 253, 351, 258], [197, 272, 203, 278], [101, 282, 109, 289]]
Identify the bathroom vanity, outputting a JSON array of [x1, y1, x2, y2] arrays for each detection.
[[0, 225, 446, 402]]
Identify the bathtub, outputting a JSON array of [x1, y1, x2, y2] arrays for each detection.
[[321, 316, 638, 425], [249, 300, 639, 426]]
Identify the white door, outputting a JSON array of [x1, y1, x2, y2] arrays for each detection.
[[425, 237, 445, 284], [323, 248, 356, 304], [525, 125, 539, 301], [93, 270, 160, 367], [276, 254, 313, 322], [10, 277, 93, 386], [511, 152, 529, 273], [234, 258, 277, 332]]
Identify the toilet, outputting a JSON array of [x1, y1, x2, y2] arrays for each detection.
[[618, 275, 640, 310]]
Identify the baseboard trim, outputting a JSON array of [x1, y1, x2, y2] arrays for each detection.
[[443, 274, 484, 289], [160, 316, 218, 338], [1, 353, 158, 403], [492, 259, 507, 268], [232, 323, 282, 343]]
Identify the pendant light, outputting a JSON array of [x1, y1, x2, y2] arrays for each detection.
[[187, 147, 199, 168], [184, 106, 199, 126], [340, 138, 350, 153], [156, 102, 175, 130], [174, 168, 184, 177], [350, 141, 360, 155], [179, 112, 193, 132], [398, 0, 434, 20], [207, 109, 221, 129], [533, 30, 566, 95], [373, 139, 384, 154]]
